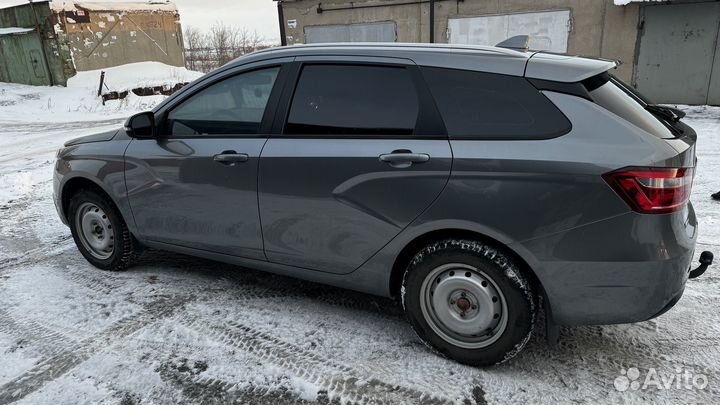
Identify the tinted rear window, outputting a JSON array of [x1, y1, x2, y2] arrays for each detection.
[[286, 64, 419, 136], [420, 67, 571, 140], [588, 76, 674, 139]]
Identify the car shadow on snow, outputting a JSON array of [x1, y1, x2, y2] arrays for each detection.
[[129, 248, 405, 318]]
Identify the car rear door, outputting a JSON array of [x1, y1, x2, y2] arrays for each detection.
[[258, 57, 452, 274], [124, 59, 291, 260]]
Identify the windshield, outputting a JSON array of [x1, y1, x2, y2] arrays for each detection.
[[587, 75, 675, 139]]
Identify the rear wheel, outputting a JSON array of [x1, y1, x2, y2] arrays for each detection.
[[401, 239, 535, 366], [68, 190, 137, 271]]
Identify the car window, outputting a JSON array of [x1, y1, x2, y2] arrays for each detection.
[[167, 67, 279, 136], [589, 76, 674, 139], [420, 67, 571, 140], [285, 64, 419, 136]]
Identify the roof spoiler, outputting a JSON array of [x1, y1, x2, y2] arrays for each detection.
[[495, 35, 530, 52], [525, 53, 618, 82]]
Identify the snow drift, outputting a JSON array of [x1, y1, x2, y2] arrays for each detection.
[[0, 62, 203, 122]]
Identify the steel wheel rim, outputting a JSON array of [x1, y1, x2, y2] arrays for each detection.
[[75, 202, 114, 260], [419, 263, 508, 349]]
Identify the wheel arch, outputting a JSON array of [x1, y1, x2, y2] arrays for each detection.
[[60, 176, 121, 224], [388, 228, 546, 305]]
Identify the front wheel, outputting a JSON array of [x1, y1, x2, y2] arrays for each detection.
[[68, 190, 138, 271], [401, 239, 535, 366]]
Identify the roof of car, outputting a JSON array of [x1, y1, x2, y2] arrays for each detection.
[[226, 42, 531, 78], [152, 42, 616, 114], [248, 42, 532, 58], [230, 43, 616, 83]]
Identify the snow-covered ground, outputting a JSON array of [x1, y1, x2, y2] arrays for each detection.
[[0, 62, 202, 123], [0, 82, 719, 405], [66, 62, 204, 94]]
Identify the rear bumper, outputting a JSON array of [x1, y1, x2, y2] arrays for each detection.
[[514, 202, 697, 326], [649, 286, 685, 320]]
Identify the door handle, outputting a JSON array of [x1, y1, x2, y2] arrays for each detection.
[[379, 150, 430, 168], [213, 151, 249, 166]]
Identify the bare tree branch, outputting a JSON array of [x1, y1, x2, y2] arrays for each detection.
[[183, 23, 276, 72]]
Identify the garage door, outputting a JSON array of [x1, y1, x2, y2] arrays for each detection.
[[448, 10, 571, 53], [304, 21, 397, 43], [0, 30, 52, 86], [635, 2, 720, 105]]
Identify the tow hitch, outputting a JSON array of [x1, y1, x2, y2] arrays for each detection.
[[689, 251, 714, 279]]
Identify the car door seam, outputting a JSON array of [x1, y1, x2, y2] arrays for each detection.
[[257, 137, 271, 261], [348, 139, 455, 274], [122, 138, 141, 234]]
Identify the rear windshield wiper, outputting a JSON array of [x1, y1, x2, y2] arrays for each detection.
[[645, 105, 685, 123]]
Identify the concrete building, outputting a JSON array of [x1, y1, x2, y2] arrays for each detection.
[[275, 0, 720, 105], [0, 0, 73, 86], [53, 1, 185, 72]]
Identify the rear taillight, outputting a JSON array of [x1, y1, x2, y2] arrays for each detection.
[[603, 167, 694, 214]]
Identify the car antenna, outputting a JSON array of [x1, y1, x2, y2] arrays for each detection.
[[495, 35, 530, 51]]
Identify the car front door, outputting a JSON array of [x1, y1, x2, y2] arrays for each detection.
[[258, 58, 452, 274], [124, 61, 288, 260]]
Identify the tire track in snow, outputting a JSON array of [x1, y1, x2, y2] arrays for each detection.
[[0, 309, 78, 359], [0, 296, 190, 404], [0, 236, 74, 271], [4, 248, 455, 403], [154, 356, 328, 405], [0, 179, 73, 272], [60, 266, 122, 296], [56, 262, 454, 402], [178, 315, 451, 405]]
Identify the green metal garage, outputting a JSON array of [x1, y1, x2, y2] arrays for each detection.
[[0, 0, 73, 86]]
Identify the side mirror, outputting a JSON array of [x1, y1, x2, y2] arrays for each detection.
[[124, 111, 156, 139]]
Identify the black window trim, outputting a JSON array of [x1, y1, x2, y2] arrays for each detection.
[[272, 60, 448, 140], [155, 63, 291, 139], [582, 72, 684, 137], [528, 77, 592, 101], [421, 65, 573, 141]]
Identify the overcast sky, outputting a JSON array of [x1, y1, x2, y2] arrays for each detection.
[[172, 0, 280, 43]]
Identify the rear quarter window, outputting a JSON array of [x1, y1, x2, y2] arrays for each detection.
[[587, 76, 674, 139], [420, 67, 571, 140]]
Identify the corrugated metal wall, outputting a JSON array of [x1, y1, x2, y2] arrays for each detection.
[[59, 8, 185, 71], [635, 2, 720, 105]]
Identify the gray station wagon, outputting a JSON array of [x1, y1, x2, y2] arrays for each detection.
[[53, 43, 713, 366]]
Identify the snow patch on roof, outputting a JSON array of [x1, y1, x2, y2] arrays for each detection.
[[68, 1, 177, 12], [0, 27, 34, 35], [0, 0, 49, 10]]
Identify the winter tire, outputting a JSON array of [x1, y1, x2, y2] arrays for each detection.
[[68, 190, 137, 271], [401, 239, 535, 366]]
